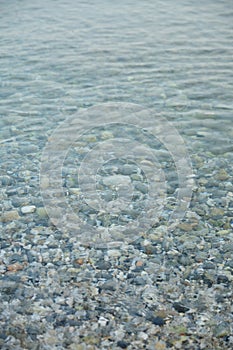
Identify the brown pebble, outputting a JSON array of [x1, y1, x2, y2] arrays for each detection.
[[7, 263, 24, 272], [215, 169, 229, 181], [153, 341, 167, 350], [1, 210, 20, 223], [136, 260, 144, 267], [74, 258, 84, 265]]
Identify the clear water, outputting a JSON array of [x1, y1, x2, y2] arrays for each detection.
[[1, 0, 233, 235]]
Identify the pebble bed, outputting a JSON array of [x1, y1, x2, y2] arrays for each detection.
[[1, 0, 233, 349]]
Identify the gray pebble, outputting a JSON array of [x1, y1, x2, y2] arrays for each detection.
[[119, 164, 138, 175], [0, 175, 12, 186], [134, 182, 148, 194], [214, 322, 230, 338], [100, 280, 117, 291], [202, 261, 216, 269], [95, 260, 111, 270]]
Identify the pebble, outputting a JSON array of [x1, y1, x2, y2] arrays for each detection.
[[101, 131, 114, 140], [98, 316, 109, 327], [100, 280, 117, 291], [1, 210, 20, 222], [36, 207, 48, 219], [215, 169, 229, 181], [120, 164, 138, 175], [210, 207, 225, 219], [214, 322, 230, 338], [132, 276, 146, 285], [202, 261, 216, 269], [0, 175, 12, 186], [117, 340, 129, 349], [74, 258, 84, 266], [134, 182, 148, 194], [135, 260, 144, 267], [221, 243, 233, 253], [0, 265, 6, 274], [6, 188, 17, 196], [151, 316, 166, 326], [153, 341, 167, 350], [7, 262, 25, 272], [21, 205, 36, 214], [217, 275, 229, 284], [102, 175, 131, 187], [138, 331, 148, 340], [107, 249, 121, 258], [173, 302, 190, 313], [95, 260, 111, 270], [178, 222, 197, 232]]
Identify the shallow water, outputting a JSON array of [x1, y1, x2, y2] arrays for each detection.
[[1, 0, 233, 135], [1, 0, 233, 233], [1, 1, 233, 230]]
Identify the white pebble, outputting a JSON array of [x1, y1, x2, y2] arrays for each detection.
[[138, 331, 148, 340], [21, 205, 36, 214], [107, 249, 121, 258], [98, 316, 108, 327]]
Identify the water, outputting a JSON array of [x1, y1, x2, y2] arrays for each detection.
[[1, 0, 233, 230], [1, 1, 232, 130]]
